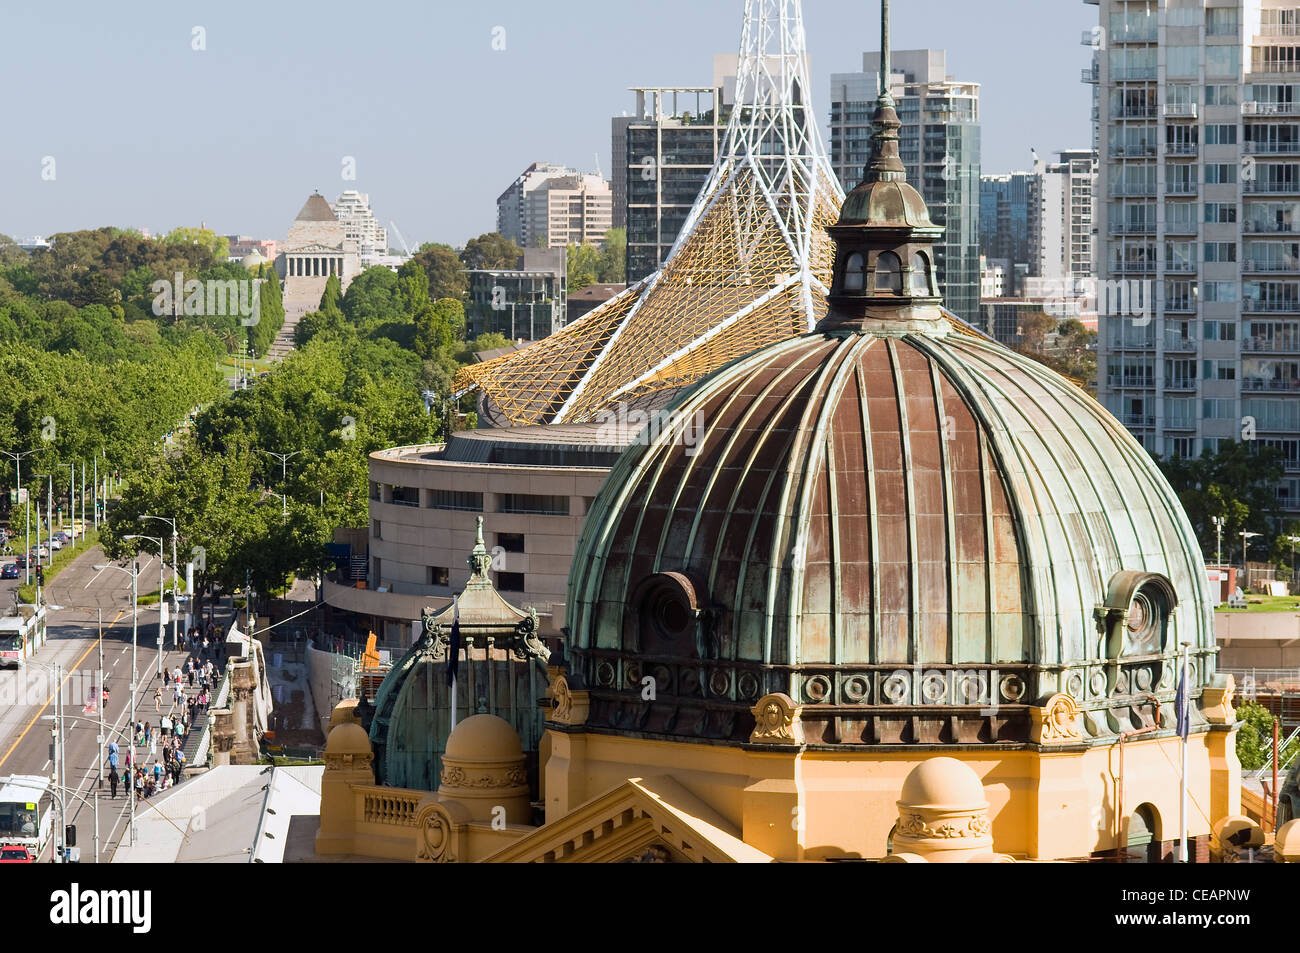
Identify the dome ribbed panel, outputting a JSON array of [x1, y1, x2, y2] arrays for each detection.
[[926, 335, 1214, 661]]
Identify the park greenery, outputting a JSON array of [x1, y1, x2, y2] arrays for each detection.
[[0, 228, 244, 511], [1235, 701, 1299, 771], [99, 334, 441, 615]]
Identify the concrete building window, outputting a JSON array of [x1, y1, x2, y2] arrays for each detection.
[[390, 486, 420, 507], [429, 490, 483, 512], [498, 493, 570, 515], [1206, 7, 1239, 37], [497, 571, 525, 592], [497, 532, 526, 553], [372, 519, 382, 540], [369, 481, 380, 501], [429, 566, 449, 586]]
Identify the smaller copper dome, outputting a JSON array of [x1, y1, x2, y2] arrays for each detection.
[[839, 178, 934, 230]]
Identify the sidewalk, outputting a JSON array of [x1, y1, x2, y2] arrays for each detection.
[[119, 597, 240, 797]]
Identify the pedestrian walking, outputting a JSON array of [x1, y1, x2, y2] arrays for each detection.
[[161, 714, 172, 737], [164, 667, 170, 688], [108, 767, 119, 799], [154, 687, 162, 712]]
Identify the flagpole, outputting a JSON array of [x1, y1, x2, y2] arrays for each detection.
[[1178, 640, 1190, 863]]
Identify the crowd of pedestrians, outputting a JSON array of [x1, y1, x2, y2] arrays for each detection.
[[104, 621, 224, 800]]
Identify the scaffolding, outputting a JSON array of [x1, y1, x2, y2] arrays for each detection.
[[454, 0, 845, 426]]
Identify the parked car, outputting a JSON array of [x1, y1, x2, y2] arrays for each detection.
[[0, 564, 18, 580]]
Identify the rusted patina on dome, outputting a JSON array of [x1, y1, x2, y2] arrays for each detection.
[[564, 323, 1215, 747], [838, 177, 936, 230]]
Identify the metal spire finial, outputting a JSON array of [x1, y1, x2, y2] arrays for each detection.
[[863, 0, 906, 182], [880, 0, 892, 106], [469, 516, 492, 578]]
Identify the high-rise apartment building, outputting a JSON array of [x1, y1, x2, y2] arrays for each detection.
[[830, 48, 982, 320], [617, 85, 726, 281], [330, 190, 400, 269], [980, 171, 1035, 286], [1092, 0, 1300, 511], [497, 164, 612, 251], [613, 55, 758, 282], [1032, 148, 1099, 282]]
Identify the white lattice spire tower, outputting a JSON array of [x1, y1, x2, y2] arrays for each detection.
[[455, 0, 845, 427]]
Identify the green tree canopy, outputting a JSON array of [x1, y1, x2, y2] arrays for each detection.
[[1156, 442, 1285, 558], [412, 244, 469, 301], [460, 233, 522, 271]]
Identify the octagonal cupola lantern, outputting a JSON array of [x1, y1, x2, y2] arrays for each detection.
[[822, 0, 945, 332]]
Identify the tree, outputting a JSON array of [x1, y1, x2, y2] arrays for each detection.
[[341, 267, 401, 327], [319, 273, 342, 316], [460, 233, 522, 271], [414, 298, 466, 360], [1014, 310, 1058, 354], [597, 228, 626, 283], [412, 244, 469, 301], [0, 234, 25, 265], [567, 243, 601, 293], [250, 263, 286, 357], [161, 227, 228, 262], [1235, 701, 1299, 770], [1156, 442, 1286, 557]]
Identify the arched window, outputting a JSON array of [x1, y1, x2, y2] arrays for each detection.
[[875, 251, 903, 293], [843, 252, 866, 292], [910, 253, 933, 295]]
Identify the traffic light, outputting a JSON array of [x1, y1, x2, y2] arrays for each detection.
[[65, 825, 76, 847]]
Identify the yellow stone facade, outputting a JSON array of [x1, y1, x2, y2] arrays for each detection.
[[314, 669, 1243, 863]]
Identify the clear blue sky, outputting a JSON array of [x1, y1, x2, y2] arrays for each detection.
[[0, 0, 1096, 248]]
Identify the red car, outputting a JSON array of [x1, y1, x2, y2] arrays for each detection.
[[0, 845, 34, 863]]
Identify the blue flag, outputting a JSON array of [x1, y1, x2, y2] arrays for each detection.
[[446, 601, 460, 687], [1175, 662, 1189, 741]]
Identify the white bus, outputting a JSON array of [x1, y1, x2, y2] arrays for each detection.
[[0, 775, 53, 857], [0, 606, 47, 669]]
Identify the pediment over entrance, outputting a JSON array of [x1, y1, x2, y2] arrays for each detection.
[[483, 775, 773, 863]]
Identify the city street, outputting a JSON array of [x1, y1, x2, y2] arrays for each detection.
[[0, 545, 192, 862]]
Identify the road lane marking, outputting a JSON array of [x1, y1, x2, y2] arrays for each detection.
[[0, 609, 125, 771]]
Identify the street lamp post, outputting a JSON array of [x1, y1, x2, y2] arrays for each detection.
[[93, 560, 140, 845], [124, 535, 165, 679], [1241, 531, 1262, 592], [140, 516, 179, 652], [0, 448, 38, 585], [257, 449, 303, 519], [31, 473, 54, 601]]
